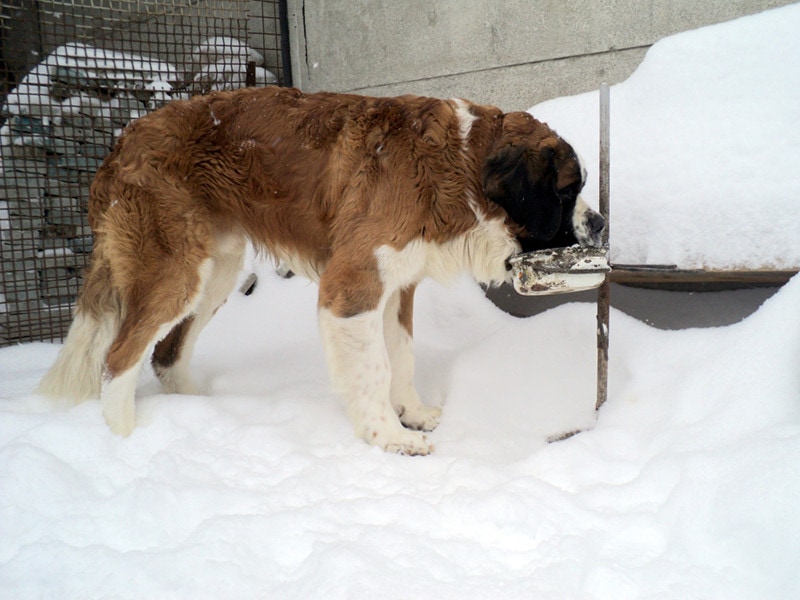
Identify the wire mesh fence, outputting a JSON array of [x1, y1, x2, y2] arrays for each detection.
[[1, 0, 288, 345]]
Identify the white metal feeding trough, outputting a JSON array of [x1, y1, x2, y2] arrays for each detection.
[[510, 84, 612, 434], [508, 245, 609, 296]]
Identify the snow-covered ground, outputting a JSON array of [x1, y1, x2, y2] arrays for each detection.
[[1, 5, 799, 599]]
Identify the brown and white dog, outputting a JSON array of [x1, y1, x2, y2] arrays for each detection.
[[38, 87, 603, 455]]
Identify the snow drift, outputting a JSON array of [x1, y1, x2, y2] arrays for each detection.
[[530, 4, 800, 269]]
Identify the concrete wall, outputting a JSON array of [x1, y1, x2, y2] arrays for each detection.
[[287, 0, 796, 111]]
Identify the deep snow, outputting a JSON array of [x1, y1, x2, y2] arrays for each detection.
[[531, 3, 800, 270], [1, 5, 799, 599]]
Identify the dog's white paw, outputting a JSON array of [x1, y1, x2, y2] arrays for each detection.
[[361, 420, 435, 456], [102, 402, 135, 437], [399, 404, 442, 432], [382, 430, 435, 456], [101, 375, 137, 437], [154, 365, 200, 395]]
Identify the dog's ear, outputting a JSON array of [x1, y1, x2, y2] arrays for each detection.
[[482, 142, 562, 241]]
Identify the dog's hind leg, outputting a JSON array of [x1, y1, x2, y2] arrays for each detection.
[[152, 233, 245, 394], [383, 285, 441, 432], [101, 258, 214, 436], [149, 316, 199, 395]]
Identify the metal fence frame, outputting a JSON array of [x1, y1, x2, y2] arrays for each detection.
[[1, 0, 290, 345]]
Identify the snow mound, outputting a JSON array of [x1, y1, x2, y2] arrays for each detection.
[[531, 4, 800, 270], [1, 264, 798, 598]]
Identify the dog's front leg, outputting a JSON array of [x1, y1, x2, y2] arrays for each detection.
[[318, 305, 434, 456], [384, 286, 441, 431]]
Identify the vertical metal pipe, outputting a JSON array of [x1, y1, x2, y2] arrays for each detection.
[[596, 279, 610, 410], [599, 83, 610, 245], [596, 83, 611, 411], [278, 0, 294, 87], [246, 61, 256, 87]]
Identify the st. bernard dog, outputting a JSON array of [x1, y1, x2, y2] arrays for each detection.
[[38, 86, 604, 455]]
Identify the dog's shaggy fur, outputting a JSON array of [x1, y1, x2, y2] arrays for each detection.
[[38, 87, 603, 455]]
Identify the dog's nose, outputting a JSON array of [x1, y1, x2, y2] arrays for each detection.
[[588, 211, 605, 236]]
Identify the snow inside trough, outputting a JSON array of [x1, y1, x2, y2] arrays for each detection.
[[1, 5, 799, 598]]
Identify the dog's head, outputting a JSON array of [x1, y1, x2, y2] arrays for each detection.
[[482, 112, 604, 253]]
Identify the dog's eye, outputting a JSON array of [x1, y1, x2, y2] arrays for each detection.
[[557, 185, 577, 201], [558, 177, 585, 200]]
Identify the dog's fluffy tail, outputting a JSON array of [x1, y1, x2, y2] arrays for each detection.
[[36, 308, 120, 405]]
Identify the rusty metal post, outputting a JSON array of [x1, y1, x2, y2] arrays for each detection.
[[596, 83, 611, 411], [246, 61, 257, 87]]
